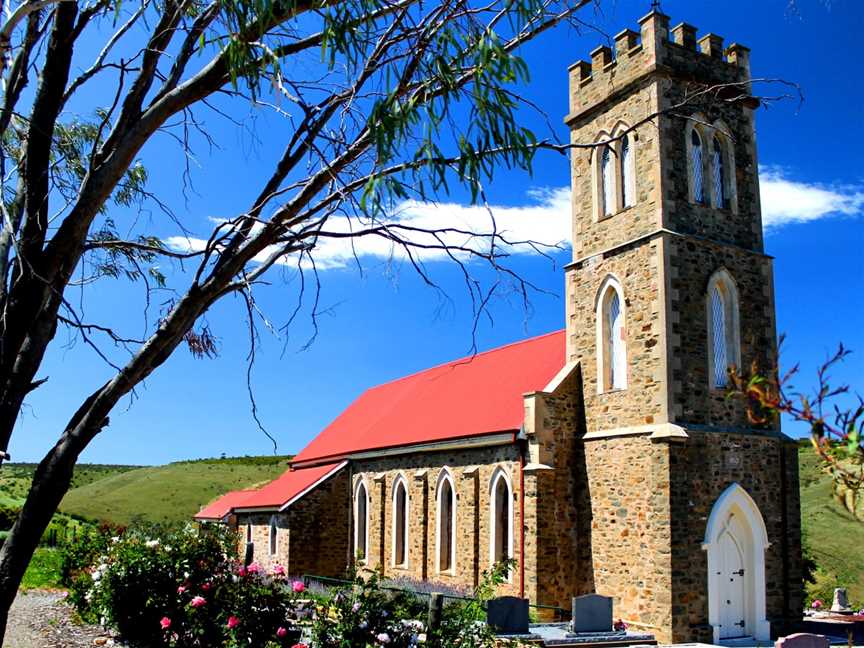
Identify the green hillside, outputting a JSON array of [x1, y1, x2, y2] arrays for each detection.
[[0, 462, 139, 503], [59, 456, 291, 526], [799, 445, 864, 606]]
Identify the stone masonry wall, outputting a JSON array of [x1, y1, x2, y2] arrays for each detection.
[[237, 469, 349, 578], [667, 431, 803, 642], [352, 445, 522, 597], [566, 240, 667, 432], [575, 435, 674, 641], [667, 236, 778, 427]]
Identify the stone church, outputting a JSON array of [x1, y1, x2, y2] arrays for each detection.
[[195, 10, 803, 644]]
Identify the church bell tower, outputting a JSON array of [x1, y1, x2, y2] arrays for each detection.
[[562, 10, 803, 643]]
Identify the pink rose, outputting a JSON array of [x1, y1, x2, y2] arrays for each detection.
[[276, 626, 287, 638], [292, 644, 308, 648], [812, 599, 823, 610], [201, 582, 211, 592], [160, 617, 171, 630], [272, 564, 286, 576], [227, 615, 240, 629], [247, 562, 260, 574], [190, 596, 206, 608], [292, 580, 305, 593], [177, 585, 187, 595], [237, 566, 247, 577]]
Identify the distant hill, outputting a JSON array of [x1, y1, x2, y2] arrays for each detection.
[[1, 463, 140, 504], [798, 445, 864, 606], [58, 456, 291, 526]]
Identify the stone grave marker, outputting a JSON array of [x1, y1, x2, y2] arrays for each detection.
[[487, 596, 530, 634], [571, 593, 613, 633], [775, 633, 829, 648], [831, 588, 852, 612]]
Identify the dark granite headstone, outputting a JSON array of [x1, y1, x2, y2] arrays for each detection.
[[571, 594, 613, 633], [487, 596, 530, 634]]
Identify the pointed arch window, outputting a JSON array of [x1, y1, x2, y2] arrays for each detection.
[[597, 278, 627, 392], [621, 134, 635, 208], [269, 515, 278, 556], [601, 145, 615, 216], [490, 470, 513, 568], [392, 477, 409, 567], [707, 270, 741, 389], [354, 481, 369, 562], [691, 130, 704, 204], [436, 471, 456, 573], [712, 137, 726, 209]]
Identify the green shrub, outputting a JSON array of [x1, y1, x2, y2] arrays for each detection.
[[67, 523, 302, 647]]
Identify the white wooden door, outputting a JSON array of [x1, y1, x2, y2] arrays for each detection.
[[718, 530, 747, 639]]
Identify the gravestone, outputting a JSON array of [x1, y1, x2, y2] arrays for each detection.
[[831, 588, 852, 612], [775, 633, 829, 648], [487, 596, 530, 634], [571, 594, 613, 633]]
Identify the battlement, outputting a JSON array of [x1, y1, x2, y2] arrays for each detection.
[[566, 10, 751, 123]]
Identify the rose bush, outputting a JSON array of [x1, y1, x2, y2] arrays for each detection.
[[65, 523, 302, 647]]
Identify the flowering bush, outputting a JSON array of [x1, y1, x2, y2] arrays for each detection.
[[66, 523, 302, 647]]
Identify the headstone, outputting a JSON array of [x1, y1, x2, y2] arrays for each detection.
[[775, 633, 829, 648], [831, 588, 852, 612], [487, 596, 530, 635], [571, 594, 613, 633]]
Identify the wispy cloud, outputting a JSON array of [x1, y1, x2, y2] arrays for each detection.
[[166, 187, 572, 271], [759, 166, 864, 230], [166, 169, 861, 271]]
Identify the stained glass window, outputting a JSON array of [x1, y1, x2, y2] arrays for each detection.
[[711, 285, 728, 387], [602, 145, 615, 216], [691, 130, 704, 204], [622, 135, 635, 208], [712, 137, 725, 208]]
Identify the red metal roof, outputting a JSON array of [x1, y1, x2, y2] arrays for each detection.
[[194, 489, 258, 520], [292, 330, 565, 466], [234, 461, 346, 510]]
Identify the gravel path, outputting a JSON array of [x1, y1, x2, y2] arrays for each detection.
[[3, 590, 121, 648]]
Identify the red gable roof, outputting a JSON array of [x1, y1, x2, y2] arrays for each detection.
[[235, 461, 346, 510], [292, 330, 565, 467], [194, 489, 258, 521]]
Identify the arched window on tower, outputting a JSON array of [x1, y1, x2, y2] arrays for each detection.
[[621, 134, 635, 208], [601, 144, 615, 216], [354, 481, 369, 562], [596, 278, 627, 392], [268, 515, 278, 556], [706, 269, 741, 389], [691, 129, 704, 204], [436, 471, 456, 573], [712, 136, 726, 209], [392, 477, 409, 567], [489, 469, 513, 569]]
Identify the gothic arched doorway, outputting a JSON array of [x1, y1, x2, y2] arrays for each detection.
[[702, 483, 771, 643]]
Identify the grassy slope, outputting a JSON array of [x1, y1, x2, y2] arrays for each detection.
[[59, 457, 291, 526], [799, 446, 864, 605], [0, 463, 140, 504]]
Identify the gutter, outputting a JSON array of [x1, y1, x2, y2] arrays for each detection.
[[518, 429, 526, 599]]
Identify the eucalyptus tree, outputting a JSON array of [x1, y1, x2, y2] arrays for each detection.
[[0, 0, 604, 632]]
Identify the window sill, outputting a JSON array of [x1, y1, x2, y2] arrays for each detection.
[[599, 387, 627, 395], [596, 204, 636, 222]]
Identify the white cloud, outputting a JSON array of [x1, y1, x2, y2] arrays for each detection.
[[166, 169, 862, 271], [166, 186, 572, 271], [759, 167, 864, 230]]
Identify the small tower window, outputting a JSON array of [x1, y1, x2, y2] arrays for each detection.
[[268, 515, 278, 556], [392, 476, 409, 567], [691, 130, 704, 204], [436, 471, 456, 573], [712, 137, 726, 209], [490, 469, 513, 569], [707, 269, 741, 390], [621, 134, 635, 208], [601, 145, 615, 216], [597, 278, 627, 392], [354, 481, 368, 562]]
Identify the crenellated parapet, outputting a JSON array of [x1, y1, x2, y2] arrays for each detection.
[[566, 10, 751, 124]]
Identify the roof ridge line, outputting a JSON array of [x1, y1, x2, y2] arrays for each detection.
[[365, 328, 565, 391]]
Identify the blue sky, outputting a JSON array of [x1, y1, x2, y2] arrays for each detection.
[[10, 0, 864, 464]]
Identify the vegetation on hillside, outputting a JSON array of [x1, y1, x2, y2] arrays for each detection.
[[59, 458, 291, 526], [800, 446, 864, 606]]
